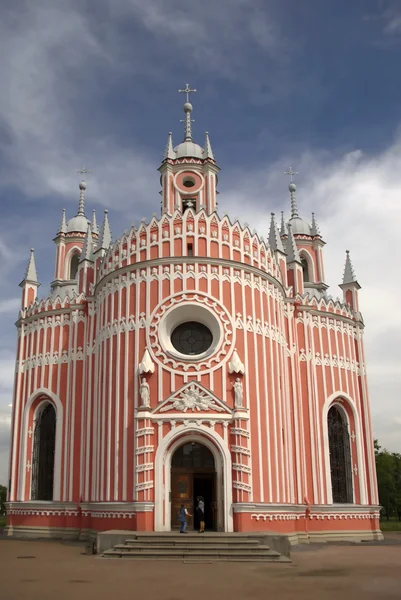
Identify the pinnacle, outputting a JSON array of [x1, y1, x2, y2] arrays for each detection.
[[21, 248, 39, 285], [163, 132, 176, 160], [80, 224, 94, 262], [342, 250, 357, 285], [203, 132, 215, 160], [286, 223, 301, 263], [97, 209, 112, 250], [268, 213, 285, 253], [311, 212, 321, 237]]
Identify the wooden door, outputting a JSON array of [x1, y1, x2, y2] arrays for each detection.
[[171, 472, 193, 529]]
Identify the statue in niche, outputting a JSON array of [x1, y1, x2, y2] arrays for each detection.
[[232, 378, 243, 409], [140, 378, 150, 408]]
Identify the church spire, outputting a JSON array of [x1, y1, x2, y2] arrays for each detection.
[[268, 213, 285, 253], [284, 167, 299, 218], [178, 83, 197, 141]]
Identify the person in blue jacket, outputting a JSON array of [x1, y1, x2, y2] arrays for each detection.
[[178, 504, 191, 533]]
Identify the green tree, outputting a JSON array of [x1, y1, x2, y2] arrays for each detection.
[[374, 439, 401, 521], [0, 485, 6, 516]]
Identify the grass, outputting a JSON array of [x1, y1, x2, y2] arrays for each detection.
[[380, 519, 401, 531]]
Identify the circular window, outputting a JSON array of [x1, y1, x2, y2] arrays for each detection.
[[171, 321, 213, 355], [183, 178, 195, 188]]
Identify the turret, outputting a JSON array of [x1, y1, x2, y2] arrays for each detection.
[[158, 84, 220, 216], [19, 248, 40, 309], [339, 250, 361, 312], [51, 171, 98, 298], [282, 168, 328, 298]]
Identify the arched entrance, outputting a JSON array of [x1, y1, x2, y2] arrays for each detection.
[[31, 403, 56, 500], [171, 442, 217, 531], [154, 425, 233, 532]]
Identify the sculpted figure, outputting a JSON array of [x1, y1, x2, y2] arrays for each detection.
[[233, 378, 243, 409], [140, 377, 150, 408]]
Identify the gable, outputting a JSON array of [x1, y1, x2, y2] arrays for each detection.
[[153, 382, 232, 415]]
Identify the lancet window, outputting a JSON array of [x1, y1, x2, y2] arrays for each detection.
[[328, 405, 353, 503], [31, 403, 56, 501]]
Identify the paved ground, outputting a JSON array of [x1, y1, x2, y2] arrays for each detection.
[[0, 532, 400, 600]]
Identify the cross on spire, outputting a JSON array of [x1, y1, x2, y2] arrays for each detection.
[[78, 165, 91, 178], [178, 83, 197, 103], [284, 167, 298, 183]]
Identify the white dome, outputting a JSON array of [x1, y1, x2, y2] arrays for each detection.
[[174, 141, 204, 159], [289, 216, 311, 236], [67, 215, 90, 233]]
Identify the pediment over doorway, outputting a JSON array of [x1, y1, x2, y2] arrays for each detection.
[[153, 382, 232, 416]]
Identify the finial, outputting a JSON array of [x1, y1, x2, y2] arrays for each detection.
[[342, 249, 358, 284], [97, 209, 112, 250], [311, 212, 321, 237], [76, 165, 91, 216], [284, 167, 299, 218], [286, 223, 301, 263], [203, 131, 215, 160], [178, 83, 197, 141], [268, 213, 285, 253], [163, 132, 176, 160], [91, 209, 99, 235], [22, 248, 39, 283], [280, 211, 286, 237], [80, 224, 94, 262], [59, 208, 67, 234]]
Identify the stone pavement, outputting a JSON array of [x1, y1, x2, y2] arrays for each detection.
[[0, 532, 400, 600]]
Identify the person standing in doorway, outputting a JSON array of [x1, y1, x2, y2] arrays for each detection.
[[178, 504, 191, 533], [196, 496, 205, 533]]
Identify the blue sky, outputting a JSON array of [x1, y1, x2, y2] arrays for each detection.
[[1, 0, 401, 484]]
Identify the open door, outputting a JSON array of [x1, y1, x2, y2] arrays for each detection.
[[171, 472, 193, 530]]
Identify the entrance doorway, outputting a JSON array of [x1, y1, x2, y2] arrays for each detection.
[[171, 442, 217, 531]]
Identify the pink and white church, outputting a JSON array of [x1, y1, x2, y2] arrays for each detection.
[[6, 87, 382, 543]]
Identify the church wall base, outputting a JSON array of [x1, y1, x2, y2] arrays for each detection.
[[5, 501, 383, 545]]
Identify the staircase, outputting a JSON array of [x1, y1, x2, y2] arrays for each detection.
[[101, 532, 291, 563]]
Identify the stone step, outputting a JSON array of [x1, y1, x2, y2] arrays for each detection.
[[102, 555, 291, 563], [102, 548, 286, 560], [122, 540, 262, 548], [114, 544, 277, 553]]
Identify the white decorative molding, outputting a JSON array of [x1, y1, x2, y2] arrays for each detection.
[[158, 382, 228, 414], [138, 349, 155, 374], [228, 349, 245, 374]]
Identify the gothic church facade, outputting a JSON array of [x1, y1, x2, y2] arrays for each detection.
[[6, 90, 381, 543]]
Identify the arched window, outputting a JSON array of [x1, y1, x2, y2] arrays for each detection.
[[31, 403, 56, 501], [69, 254, 80, 279], [301, 257, 310, 282], [172, 442, 215, 469], [328, 406, 353, 503]]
